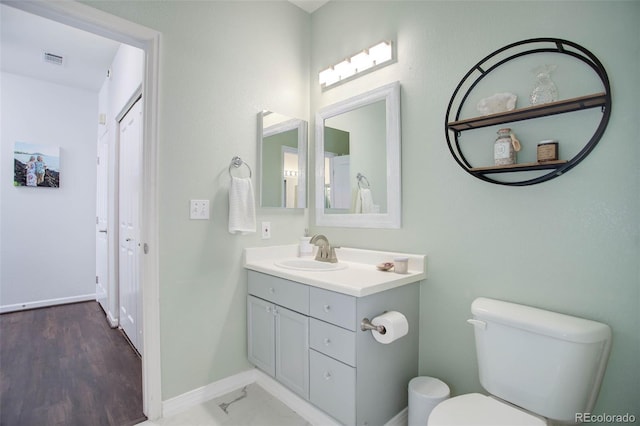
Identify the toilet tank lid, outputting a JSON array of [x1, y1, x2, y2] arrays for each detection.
[[471, 298, 611, 344]]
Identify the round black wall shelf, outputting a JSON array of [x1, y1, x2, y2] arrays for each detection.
[[445, 38, 611, 186]]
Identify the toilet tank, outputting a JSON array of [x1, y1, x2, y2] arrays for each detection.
[[469, 297, 612, 424]]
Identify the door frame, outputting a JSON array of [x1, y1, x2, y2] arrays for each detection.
[[4, 0, 162, 419]]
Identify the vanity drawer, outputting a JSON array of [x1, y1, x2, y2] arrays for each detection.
[[310, 349, 355, 426], [309, 287, 356, 331], [309, 318, 356, 367], [248, 271, 309, 315]]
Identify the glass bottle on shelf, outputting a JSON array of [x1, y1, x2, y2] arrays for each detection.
[[530, 64, 558, 105], [494, 128, 517, 166]]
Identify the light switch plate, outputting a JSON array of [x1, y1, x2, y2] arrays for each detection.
[[190, 200, 210, 220]]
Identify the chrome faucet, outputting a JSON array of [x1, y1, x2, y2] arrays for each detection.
[[310, 234, 338, 263]]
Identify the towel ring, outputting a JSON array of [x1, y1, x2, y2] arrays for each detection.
[[229, 156, 252, 178], [356, 173, 370, 189]]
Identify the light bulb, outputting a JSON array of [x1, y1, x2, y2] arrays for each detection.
[[369, 41, 392, 65], [350, 51, 373, 72]]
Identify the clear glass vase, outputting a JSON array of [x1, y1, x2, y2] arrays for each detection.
[[530, 64, 558, 105]]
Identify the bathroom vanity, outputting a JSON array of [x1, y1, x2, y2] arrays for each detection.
[[244, 245, 426, 426]]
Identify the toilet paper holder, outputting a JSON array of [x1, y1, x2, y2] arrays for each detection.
[[361, 317, 387, 335]]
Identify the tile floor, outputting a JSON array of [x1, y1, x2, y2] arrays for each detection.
[[139, 383, 312, 426]]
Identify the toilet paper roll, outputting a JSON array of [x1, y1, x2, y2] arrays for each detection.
[[371, 311, 409, 344]]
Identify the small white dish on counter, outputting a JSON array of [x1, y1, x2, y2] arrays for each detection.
[[376, 262, 394, 272]]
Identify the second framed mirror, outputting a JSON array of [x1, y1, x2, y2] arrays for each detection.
[[258, 111, 307, 209]]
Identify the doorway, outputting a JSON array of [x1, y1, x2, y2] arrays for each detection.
[[6, 1, 162, 419]]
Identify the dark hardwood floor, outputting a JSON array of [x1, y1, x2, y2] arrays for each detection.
[[0, 301, 146, 426]]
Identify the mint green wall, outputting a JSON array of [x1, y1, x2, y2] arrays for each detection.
[[311, 1, 639, 420], [84, 1, 310, 399]]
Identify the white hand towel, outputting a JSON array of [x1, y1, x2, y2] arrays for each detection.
[[228, 176, 256, 234], [355, 188, 375, 214]]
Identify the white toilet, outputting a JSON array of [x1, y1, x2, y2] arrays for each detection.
[[428, 297, 612, 426]]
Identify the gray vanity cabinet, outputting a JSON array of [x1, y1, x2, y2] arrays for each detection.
[[248, 270, 419, 426]]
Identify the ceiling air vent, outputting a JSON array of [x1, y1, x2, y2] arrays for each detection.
[[43, 52, 64, 66]]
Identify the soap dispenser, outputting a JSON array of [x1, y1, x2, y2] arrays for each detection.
[[299, 229, 313, 257]]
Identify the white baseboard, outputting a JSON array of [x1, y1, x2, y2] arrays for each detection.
[[0, 293, 96, 314], [106, 310, 119, 328], [386, 407, 408, 426], [162, 369, 258, 418], [161, 368, 405, 426]]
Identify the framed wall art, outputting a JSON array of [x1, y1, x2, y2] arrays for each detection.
[[14, 142, 60, 188]]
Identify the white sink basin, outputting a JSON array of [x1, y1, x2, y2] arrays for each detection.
[[274, 258, 348, 272]]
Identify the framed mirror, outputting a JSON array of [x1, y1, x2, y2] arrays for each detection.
[[258, 111, 307, 208], [315, 81, 401, 228]]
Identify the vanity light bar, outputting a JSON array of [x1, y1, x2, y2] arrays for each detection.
[[319, 41, 394, 89]]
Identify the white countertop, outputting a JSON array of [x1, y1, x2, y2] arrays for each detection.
[[244, 244, 426, 297]]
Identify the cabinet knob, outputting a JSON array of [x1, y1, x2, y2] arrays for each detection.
[[323, 371, 332, 381], [323, 338, 331, 346], [269, 287, 275, 294], [266, 306, 271, 313], [323, 304, 331, 312]]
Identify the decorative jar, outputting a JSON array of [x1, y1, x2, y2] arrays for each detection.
[[494, 128, 516, 166]]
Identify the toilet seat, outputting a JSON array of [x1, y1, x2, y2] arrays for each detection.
[[428, 393, 547, 426]]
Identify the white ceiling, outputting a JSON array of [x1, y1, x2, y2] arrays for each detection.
[[0, 4, 121, 92], [288, 0, 329, 13]]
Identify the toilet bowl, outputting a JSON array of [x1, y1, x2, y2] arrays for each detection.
[[427, 297, 612, 426]]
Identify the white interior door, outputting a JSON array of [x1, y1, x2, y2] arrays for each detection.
[[331, 155, 351, 209], [282, 147, 299, 208], [119, 98, 143, 354], [96, 128, 109, 312]]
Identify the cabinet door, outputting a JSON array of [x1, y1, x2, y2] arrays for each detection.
[[275, 305, 309, 399], [247, 296, 275, 376]]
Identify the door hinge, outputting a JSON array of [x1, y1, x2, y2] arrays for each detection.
[[96, 275, 99, 284]]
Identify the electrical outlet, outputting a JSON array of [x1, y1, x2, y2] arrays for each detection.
[[261, 222, 271, 239], [190, 200, 210, 220]]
